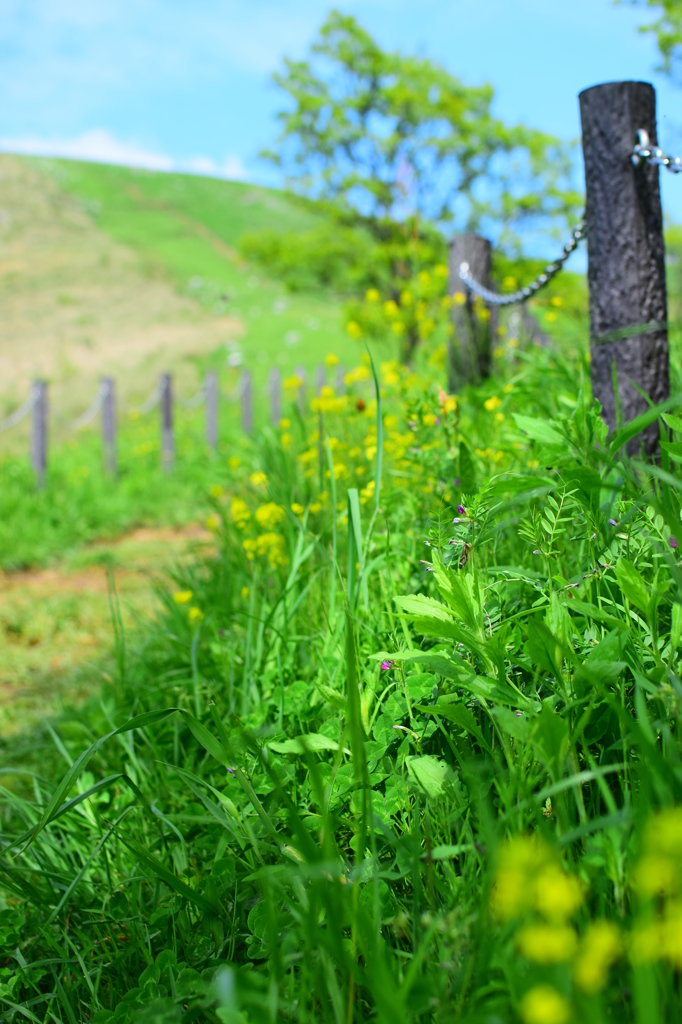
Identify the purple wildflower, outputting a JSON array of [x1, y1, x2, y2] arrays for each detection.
[[533, 549, 541, 555], [454, 477, 461, 487], [671, 536, 679, 550], [609, 518, 618, 527], [434, 416, 440, 424], [380, 660, 394, 671], [457, 504, 466, 515]]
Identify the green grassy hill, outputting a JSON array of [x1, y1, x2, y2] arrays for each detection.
[[0, 155, 349, 451]]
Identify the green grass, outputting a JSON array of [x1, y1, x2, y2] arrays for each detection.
[[3, 328, 682, 1022]]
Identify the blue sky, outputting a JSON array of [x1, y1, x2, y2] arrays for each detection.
[[2, 0, 682, 233]]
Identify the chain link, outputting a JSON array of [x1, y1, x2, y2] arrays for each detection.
[[68, 383, 105, 430], [458, 221, 586, 308], [632, 129, 682, 174], [127, 383, 161, 417], [0, 391, 36, 434], [177, 386, 206, 411]]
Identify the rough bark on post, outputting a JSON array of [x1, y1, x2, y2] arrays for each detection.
[[241, 370, 253, 434], [205, 371, 218, 451], [31, 380, 48, 490], [101, 377, 117, 475], [447, 234, 497, 390], [160, 373, 174, 472], [269, 368, 281, 427], [579, 80, 669, 457]]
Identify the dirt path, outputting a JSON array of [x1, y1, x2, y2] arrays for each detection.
[[0, 525, 212, 735]]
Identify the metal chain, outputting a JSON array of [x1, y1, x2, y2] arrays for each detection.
[[177, 386, 206, 411], [0, 391, 36, 434], [632, 129, 682, 174], [458, 221, 586, 307], [68, 383, 105, 430], [128, 383, 161, 417]]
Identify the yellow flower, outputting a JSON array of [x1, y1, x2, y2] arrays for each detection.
[[495, 412, 505, 423], [391, 321, 405, 336], [205, 513, 221, 532], [519, 986, 570, 1024], [280, 417, 291, 429], [383, 299, 399, 319], [400, 289, 414, 307], [344, 366, 371, 386], [255, 502, 285, 529], [281, 432, 292, 451], [209, 484, 224, 499], [231, 497, 251, 526], [434, 263, 449, 279], [492, 836, 553, 921], [241, 586, 250, 599], [422, 413, 438, 427], [533, 864, 583, 921], [508, 336, 519, 348], [365, 288, 381, 303], [517, 924, 577, 963], [325, 353, 339, 367], [493, 346, 505, 359], [438, 388, 458, 415], [634, 854, 677, 897], [545, 311, 558, 323], [188, 607, 204, 624], [574, 921, 622, 993], [503, 382, 514, 393], [476, 306, 491, 322], [346, 320, 363, 340], [309, 502, 322, 515], [173, 590, 193, 605], [484, 395, 502, 412], [502, 275, 518, 291], [291, 503, 305, 517], [250, 471, 268, 489], [452, 291, 466, 306], [228, 456, 241, 471], [441, 295, 452, 310], [550, 295, 563, 307], [283, 374, 303, 391], [417, 270, 431, 286]]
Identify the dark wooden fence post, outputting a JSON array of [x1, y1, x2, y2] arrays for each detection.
[[269, 368, 281, 426], [296, 366, 307, 416], [315, 365, 326, 395], [579, 80, 669, 456], [101, 377, 117, 475], [205, 371, 218, 451], [447, 235, 496, 390], [160, 373, 174, 472], [241, 370, 253, 434], [335, 365, 346, 394], [31, 380, 48, 490]]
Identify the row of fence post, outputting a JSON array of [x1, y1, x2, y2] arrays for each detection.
[[16, 362, 345, 488]]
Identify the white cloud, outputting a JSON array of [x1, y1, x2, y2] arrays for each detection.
[[0, 129, 249, 180]]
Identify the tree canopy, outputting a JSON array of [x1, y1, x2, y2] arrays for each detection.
[[263, 11, 581, 249]]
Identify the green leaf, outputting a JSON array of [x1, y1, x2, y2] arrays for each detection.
[[615, 558, 650, 615], [660, 441, 682, 463], [405, 755, 449, 799], [662, 413, 682, 432], [513, 414, 564, 445], [268, 734, 340, 755]]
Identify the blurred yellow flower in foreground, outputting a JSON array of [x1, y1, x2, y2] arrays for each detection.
[[346, 320, 363, 340], [256, 503, 285, 529], [325, 353, 339, 367], [228, 456, 241, 471], [452, 292, 466, 306], [519, 986, 570, 1024], [231, 497, 251, 526], [241, 586, 250, 599], [484, 395, 502, 412], [291, 503, 305, 517], [365, 288, 380, 303], [517, 924, 577, 964], [283, 375, 303, 391], [188, 607, 204, 624], [250, 471, 268, 489], [205, 513, 221, 532], [209, 484, 224, 499], [173, 590, 193, 605], [573, 920, 621, 993]]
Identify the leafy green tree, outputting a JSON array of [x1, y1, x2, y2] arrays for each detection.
[[622, 0, 682, 78], [263, 10, 580, 248]]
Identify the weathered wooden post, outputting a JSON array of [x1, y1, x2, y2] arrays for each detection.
[[269, 368, 281, 426], [205, 371, 218, 451], [335, 365, 346, 394], [579, 81, 669, 456], [315, 365, 326, 395], [448, 235, 497, 390], [160, 373, 174, 472], [101, 377, 117, 475], [296, 366, 307, 416], [241, 370, 253, 434], [31, 379, 48, 490]]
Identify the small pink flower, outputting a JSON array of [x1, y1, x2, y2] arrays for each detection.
[[380, 660, 393, 671], [670, 536, 678, 550]]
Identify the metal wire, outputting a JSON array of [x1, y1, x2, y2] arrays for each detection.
[[69, 383, 105, 430], [0, 391, 36, 434], [177, 386, 206, 410], [632, 130, 682, 174], [128, 383, 161, 417], [458, 221, 586, 307]]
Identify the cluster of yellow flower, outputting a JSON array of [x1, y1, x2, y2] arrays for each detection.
[[172, 589, 204, 626], [630, 808, 682, 969], [242, 531, 288, 569]]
